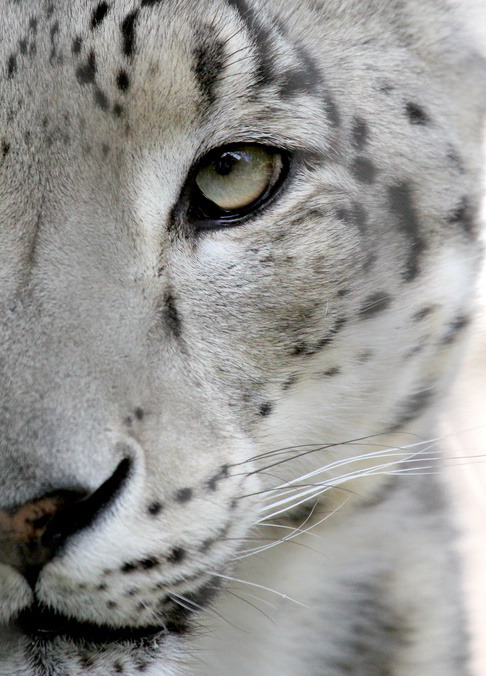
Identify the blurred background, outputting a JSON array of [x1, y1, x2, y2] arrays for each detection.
[[442, 257, 486, 675], [437, 4, 486, 673]]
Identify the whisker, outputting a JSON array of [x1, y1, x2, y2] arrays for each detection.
[[206, 571, 309, 607]]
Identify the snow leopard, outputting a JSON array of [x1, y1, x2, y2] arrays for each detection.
[[0, 0, 485, 674]]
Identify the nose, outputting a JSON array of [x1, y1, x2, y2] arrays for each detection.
[[0, 458, 131, 588]]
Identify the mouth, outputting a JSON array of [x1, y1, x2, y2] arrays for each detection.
[[14, 602, 188, 646]]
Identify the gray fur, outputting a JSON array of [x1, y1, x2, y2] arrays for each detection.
[[0, 0, 485, 674]]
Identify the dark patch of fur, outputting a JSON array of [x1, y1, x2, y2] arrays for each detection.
[[359, 293, 392, 319], [387, 183, 425, 281]]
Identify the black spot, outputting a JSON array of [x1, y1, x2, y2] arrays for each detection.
[[403, 341, 427, 360], [226, 0, 277, 87], [76, 50, 96, 84], [406, 102, 429, 125], [107, 600, 117, 609], [164, 292, 182, 338], [134, 407, 144, 420], [94, 88, 110, 111], [387, 183, 425, 281], [357, 350, 373, 363], [351, 156, 378, 184], [206, 465, 230, 492], [337, 202, 367, 232], [175, 488, 193, 503], [97, 583, 107, 591], [446, 146, 464, 173], [19, 39, 28, 55], [282, 374, 298, 390], [121, 562, 137, 573], [147, 501, 163, 516], [291, 342, 307, 356], [7, 54, 17, 78], [91, 2, 110, 29], [121, 10, 139, 57], [167, 547, 186, 564], [291, 317, 347, 356], [322, 367, 340, 377], [279, 47, 321, 98], [117, 69, 130, 91], [72, 37, 83, 55], [113, 103, 124, 117], [351, 117, 368, 149], [388, 386, 435, 431], [192, 30, 225, 106], [2, 141, 10, 159], [141, 0, 164, 5], [324, 95, 340, 126], [101, 143, 110, 158], [139, 557, 159, 570], [359, 292, 392, 319], [199, 537, 215, 553], [29, 18, 38, 33], [448, 197, 474, 235], [441, 315, 470, 345], [258, 402, 273, 417], [49, 21, 59, 63], [114, 662, 124, 674], [413, 306, 435, 322]]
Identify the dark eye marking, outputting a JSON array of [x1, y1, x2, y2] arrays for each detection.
[[164, 292, 182, 338], [192, 29, 225, 106]]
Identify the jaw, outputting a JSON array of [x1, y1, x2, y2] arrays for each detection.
[[0, 621, 184, 676]]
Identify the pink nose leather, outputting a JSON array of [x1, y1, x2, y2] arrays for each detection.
[[0, 494, 72, 546]]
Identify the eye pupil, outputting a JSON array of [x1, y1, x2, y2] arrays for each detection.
[[213, 151, 240, 176]]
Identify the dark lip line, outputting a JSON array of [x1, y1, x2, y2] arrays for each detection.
[[14, 605, 187, 645]]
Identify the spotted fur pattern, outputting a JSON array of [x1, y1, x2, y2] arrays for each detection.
[[0, 0, 485, 674]]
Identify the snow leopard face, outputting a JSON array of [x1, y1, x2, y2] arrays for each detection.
[[0, 0, 484, 673]]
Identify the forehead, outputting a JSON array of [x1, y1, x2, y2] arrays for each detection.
[[0, 0, 333, 147]]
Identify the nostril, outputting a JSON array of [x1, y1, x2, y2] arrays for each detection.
[[0, 457, 132, 586], [42, 457, 132, 553]]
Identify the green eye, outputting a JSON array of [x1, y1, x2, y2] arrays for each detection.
[[190, 144, 288, 226]]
